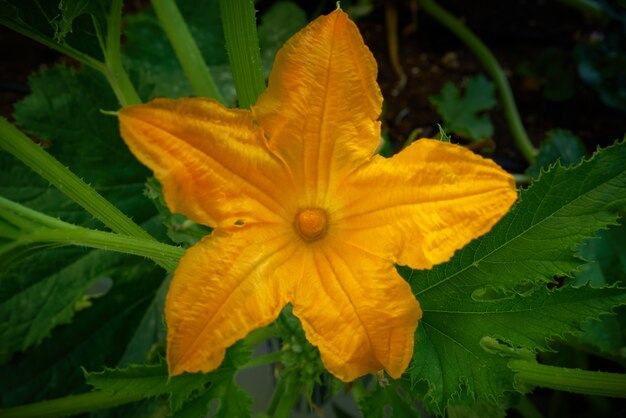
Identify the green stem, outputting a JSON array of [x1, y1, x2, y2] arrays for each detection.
[[0, 118, 153, 242], [244, 325, 276, 348], [0, 19, 107, 74], [0, 195, 181, 272], [0, 390, 144, 418], [510, 360, 626, 398], [151, 0, 225, 102], [267, 375, 300, 418], [418, 0, 538, 163], [29, 227, 181, 271], [240, 350, 284, 370], [266, 375, 286, 417], [0, 196, 70, 230], [103, 0, 142, 106], [219, 0, 266, 108], [0, 1, 139, 106]]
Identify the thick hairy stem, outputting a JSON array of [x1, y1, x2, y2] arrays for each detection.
[[220, 0, 266, 108]]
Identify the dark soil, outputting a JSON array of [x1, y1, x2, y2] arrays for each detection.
[[0, 26, 57, 120], [2, 1, 624, 173], [354, 0, 625, 171]]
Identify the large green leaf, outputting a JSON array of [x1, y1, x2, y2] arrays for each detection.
[[0, 248, 129, 359], [0, 62, 169, 409], [0, 65, 158, 360], [86, 344, 251, 417], [407, 283, 626, 413], [410, 140, 626, 294], [574, 220, 626, 356], [575, 220, 626, 288], [13, 66, 150, 198], [0, 252, 164, 406], [403, 140, 626, 413]]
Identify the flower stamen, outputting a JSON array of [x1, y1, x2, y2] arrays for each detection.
[[295, 208, 328, 242]]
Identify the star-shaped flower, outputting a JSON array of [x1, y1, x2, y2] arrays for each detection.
[[118, 9, 517, 381]]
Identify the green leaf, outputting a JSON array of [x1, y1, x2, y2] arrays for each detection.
[[446, 400, 507, 418], [12, 67, 150, 196], [0, 248, 130, 359], [407, 284, 626, 414], [574, 220, 626, 355], [403, 140, 626, 413], [0, 65, 160, 359], [274, 307, 326, 403], [0, 0, 107, 64], [145, 178, 211, 247], [257, 1, 307, 77], [0, 254, 164, 406], [54, 0, 107, 45], [528, 129, 586, 179], [359, 379, 421, 418], [86, 344, 251, 417], [0, 61, 168, 409], [578, 313, 625, 356], [205, 378, 252, 418], [410, 139, 626, 293], [122, 3, 234, 103], [429, 75, 496, 141], [118, 275, 169, 367], [123, 0, 305, 105], [574, 220, 626, 288]]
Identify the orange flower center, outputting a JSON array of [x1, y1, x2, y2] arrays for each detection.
[[295, 208, 328, 242]]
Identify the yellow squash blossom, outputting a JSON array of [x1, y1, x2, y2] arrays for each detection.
[[118, 9, 517, 382]]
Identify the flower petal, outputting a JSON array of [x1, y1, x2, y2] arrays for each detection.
[[119, 98, 294, 228], [291, 239, 421, 381], [253, 9, 382, 207], [337, 139, 517, 269], [166, 225, 297, 375]]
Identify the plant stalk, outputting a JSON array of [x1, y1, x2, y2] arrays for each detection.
[[103, 0, 142, 106], [0, 353, 292, 418], [244, 325, 277, 348], [151, 0, 225, 102], [266, 374, 301, 418], [22, 227, 182, 271], [219, 0, 266, 108], [0, 118, 154, 242], [240, 350, 284, 370], [418, 0, 538, 163], [510, 359, 626, 398], [0, 19, 107, 75], [0, 390, 144, 418]]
